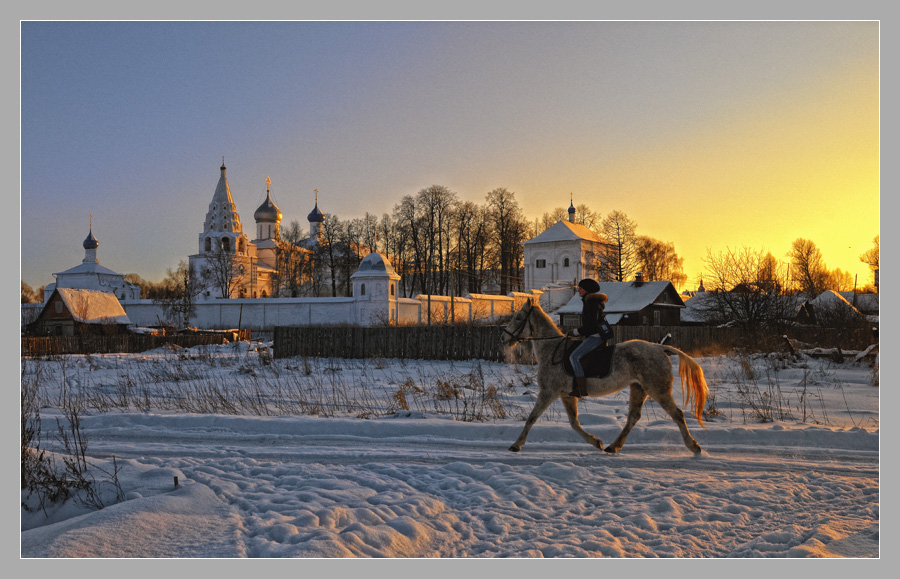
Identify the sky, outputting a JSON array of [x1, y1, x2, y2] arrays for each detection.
[[20, 342, 880, 558], [19, 20, 879, 291]]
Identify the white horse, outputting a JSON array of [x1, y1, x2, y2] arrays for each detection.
[[500, 299, 708, 454]]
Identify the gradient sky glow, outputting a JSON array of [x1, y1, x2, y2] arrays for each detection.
[[20, 21, 879, 291]]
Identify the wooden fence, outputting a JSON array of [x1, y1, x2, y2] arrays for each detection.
[[20, 332, 250, 358], [273, 323, 877, 362], [274, 325, 510, 361]]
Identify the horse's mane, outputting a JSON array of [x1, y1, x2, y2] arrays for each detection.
[[529, 301, 564, 336]]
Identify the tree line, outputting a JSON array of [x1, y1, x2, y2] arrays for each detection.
[[22, 183, 880, 319]]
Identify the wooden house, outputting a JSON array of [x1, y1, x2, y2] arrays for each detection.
[[28, 288, 133, 336], [557, 274, 684, 328]]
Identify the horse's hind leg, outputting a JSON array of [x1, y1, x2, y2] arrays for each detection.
[[604, 384, 647, 454], [509, 389, 557, 452], [561, 396, 604, 450], [654, 392, 702, 455]]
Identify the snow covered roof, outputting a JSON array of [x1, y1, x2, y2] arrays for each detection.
[[807, 290, 863, 315], [525, 220, 609, 245], [54, 288, 132, 325], [556, 281, 684, 316], [351, 252, 398, 278], [838, 292, 879, 314], [54, 260, 124, 277]]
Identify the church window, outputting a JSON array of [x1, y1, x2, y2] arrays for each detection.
[[361, 283, 366, 296], [563, 258, 570, 267], [536, 259, 546, 268], [390, 283, 395, 297], [205, 238, 212, 252], [222, 237, 231, 252]]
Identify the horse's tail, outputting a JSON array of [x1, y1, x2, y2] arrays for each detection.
[[661, 345, 709, 428]]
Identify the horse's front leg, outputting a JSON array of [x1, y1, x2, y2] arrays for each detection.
[[509, 389, 558, 452], [560, 396, 604, 450]]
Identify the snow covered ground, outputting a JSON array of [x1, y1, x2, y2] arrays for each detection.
[[20, 341, 879, 558]]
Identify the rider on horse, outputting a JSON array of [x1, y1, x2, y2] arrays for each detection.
[[568, 278, 610, 397]]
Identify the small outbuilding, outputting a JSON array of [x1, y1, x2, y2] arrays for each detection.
[[28, 288, 133, 336]]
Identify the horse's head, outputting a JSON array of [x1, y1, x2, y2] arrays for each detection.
[[500, 300, 536, 346]]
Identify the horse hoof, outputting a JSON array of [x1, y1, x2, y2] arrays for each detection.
[[604, 447, 618, 454], [508, 446, 520, 453]]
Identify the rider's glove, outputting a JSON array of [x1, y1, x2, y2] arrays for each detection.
[[571, 328, 580, 337]]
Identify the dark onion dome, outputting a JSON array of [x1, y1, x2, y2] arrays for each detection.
[[307, 202, 325, 223], [568, 199, 576, 216], [83, 228, 99, 249], [254, 192, 282, 223]]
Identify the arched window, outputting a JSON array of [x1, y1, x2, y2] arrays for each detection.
[[361, 283, 366, 296], [205, 238, 212, 252], [222, 237, 231, 252], [564, 258, 570, 267], [390, 283, 395, 297]]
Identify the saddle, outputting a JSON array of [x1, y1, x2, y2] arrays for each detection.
[[560, 337, 616, 379]]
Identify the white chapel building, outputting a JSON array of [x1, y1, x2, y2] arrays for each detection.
[[43, 225, 141, 302], [523, 200, 617, 291]]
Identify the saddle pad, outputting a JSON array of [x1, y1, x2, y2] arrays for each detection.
[[562, 339, 616, 379]]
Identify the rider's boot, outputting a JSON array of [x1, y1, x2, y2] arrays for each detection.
[[569, 376, 588, 398]]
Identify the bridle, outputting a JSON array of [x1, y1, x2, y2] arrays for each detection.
[[502, 303, 568, 344]]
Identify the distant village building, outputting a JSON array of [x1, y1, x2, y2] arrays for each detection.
[[29, 288, 133, 335], [43, 223, 140, 302], [523, 199, 618, 292], [557, 273, 685, 328]]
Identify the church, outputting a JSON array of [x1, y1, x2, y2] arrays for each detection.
[[522, 199, 618, 292], [43, 221, 141, 302], [189, 160, 325, 300]]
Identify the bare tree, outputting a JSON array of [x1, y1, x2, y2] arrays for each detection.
[[393, 195, 425, 297], [573, 203, 602, 232], [788, 238, 829, 297], [601, 210, 639, 282], [452, 201, 492, 295], [486, 187, 527, 294], [635, 236, 687, 289], [859, 235, 879, 290], [201, 244, 248, 299], [21, 281, 39, 304], [155, 260, 202, 328], [700, 246, 797, 332], [317, 214, 345, 297]]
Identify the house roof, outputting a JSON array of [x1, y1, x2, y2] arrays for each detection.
[[838, 291, 879, 314], [525, 220, 610, 245], [53, 288, 132, 325], [557, 281, 684, 316], [54, 261, 123, 277]]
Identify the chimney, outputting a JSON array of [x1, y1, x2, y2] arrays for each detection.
[[634, 272, 644, 286]]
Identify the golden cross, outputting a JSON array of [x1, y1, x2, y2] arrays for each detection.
[[314, 189, 318, 204], [266, 176, 271, 192]]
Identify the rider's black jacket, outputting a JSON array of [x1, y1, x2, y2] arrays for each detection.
[[577, 292, 608, 337]]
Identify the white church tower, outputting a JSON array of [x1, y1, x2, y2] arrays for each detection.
[[190, 160, 256, 299]]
